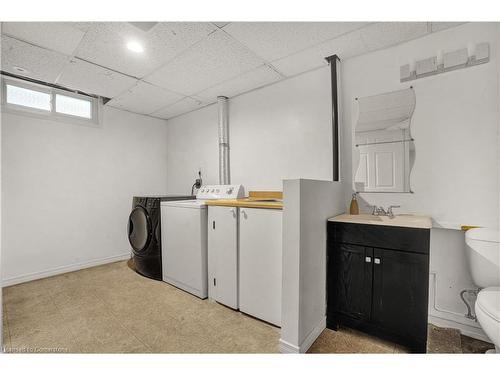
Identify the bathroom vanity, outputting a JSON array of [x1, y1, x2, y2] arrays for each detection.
[[327, 214, 431, 353]]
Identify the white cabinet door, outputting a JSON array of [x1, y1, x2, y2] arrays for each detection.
[[207, 206, 238, 309], [239, 208, 282, 326]]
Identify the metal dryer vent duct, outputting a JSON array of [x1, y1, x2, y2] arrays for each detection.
[[217, 96, 230, 184]]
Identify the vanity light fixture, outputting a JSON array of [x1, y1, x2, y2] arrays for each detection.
[[400, 42, 490, 82], [126, 40, 144, 53]]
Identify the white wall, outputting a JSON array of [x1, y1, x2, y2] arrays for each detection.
[[280, 179, 344, 353], [166, 22, 499, 229], [166, 67, 333, 192], [165, 22, 499, 341], [1, 106, 169, 285], [166, 105, 219, 194], [0, 82, 3, 344], [341, 22, 499, 229], [340, 22, 500, 340]]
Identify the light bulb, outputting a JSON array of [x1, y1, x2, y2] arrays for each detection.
[[126, 40, 144, 53]]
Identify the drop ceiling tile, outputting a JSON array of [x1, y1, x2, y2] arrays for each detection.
[[430, 22, 466, 33], [197, 65, 283, 101], [223, 22, 370, 61], [71, 22, 94, 32], [129, 22, 159, 32], [152, 97, 206, 120], [189, 94, 216, 106], [2, 22, 86, 55], [213, 22, 230, 28], [359, 22, 429, 52], [75, 22, 217, 78], [56, 58, 137, 98], [145, 30, 265, 95], [107, 81, 183, 115], [1, 35, 70, 83], [272, 29, 367, 77]]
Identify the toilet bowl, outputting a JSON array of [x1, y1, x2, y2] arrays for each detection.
[[465, 228, 500, 353], [475, 287, 500, 353]]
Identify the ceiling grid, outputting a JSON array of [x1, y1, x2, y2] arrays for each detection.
[[0, 22, 466, 120]]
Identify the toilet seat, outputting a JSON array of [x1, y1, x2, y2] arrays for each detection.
[[475, 287, 500, 352], [477, 287, 500, 323]]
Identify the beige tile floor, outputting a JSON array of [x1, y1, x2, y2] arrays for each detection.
[[1, 260, 493, 354]]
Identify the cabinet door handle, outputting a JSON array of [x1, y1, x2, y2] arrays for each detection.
[[365, 256, 372, 263], [374, 258, 381, 265]]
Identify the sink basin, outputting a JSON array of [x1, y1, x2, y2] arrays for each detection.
[[328, 213, 432, 229]]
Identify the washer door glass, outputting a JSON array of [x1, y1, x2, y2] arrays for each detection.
[[128, 206, 152, 253]]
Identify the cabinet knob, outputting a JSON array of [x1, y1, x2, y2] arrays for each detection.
[[365, 256, 372, 263], [374, 258, 381, 265]]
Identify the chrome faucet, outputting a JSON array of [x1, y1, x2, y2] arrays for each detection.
[[371, 205, 400, 218]]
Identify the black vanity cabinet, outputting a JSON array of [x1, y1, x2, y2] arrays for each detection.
[[327, 221, 431, 353]]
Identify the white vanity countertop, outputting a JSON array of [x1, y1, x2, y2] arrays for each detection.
[[328, 213, 432, 229]]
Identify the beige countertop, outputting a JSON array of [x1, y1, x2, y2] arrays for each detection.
[[204, 197, 283, 210], [328, 213, 432, 229]]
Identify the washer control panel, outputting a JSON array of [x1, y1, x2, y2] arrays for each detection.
[[196, 184, 245, 200]]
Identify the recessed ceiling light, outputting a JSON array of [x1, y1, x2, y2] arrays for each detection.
[[126, 40, 144, 53], [13, 66, 29, 73], [129, 22, 158, 32]]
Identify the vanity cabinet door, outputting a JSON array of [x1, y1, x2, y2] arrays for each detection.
[[371, 247, 429, 350], [329, 243, 373, 321]]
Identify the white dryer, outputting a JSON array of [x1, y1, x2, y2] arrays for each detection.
[[160, 185, 244, 298]]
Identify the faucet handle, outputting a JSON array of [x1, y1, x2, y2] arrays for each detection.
[[387, 205, 400, 217], [371, 205, 387, 216]]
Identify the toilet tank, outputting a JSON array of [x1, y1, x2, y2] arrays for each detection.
[[465, 228, 500, 288]]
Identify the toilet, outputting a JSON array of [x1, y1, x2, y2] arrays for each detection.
[[465, 228, 500, 353]]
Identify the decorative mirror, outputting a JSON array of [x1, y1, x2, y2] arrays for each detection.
[[353, 87, 416, 193]]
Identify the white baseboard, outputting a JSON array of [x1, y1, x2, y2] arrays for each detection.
[[279, 339, 300, 354], [279, 316, 326, 354], [1, 253, 131, 287], [429, 314, 491, 343]]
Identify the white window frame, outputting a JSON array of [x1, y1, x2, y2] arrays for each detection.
[[1, 77, 102, 127]]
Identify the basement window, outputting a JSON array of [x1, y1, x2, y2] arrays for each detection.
[[55, 94, 92, 119], [1, 78, 100, 126], [5, 84, 51, 111]]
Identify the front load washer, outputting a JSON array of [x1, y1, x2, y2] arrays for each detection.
[[161, 185, 244, 298], [128, 195, 193, 280]]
